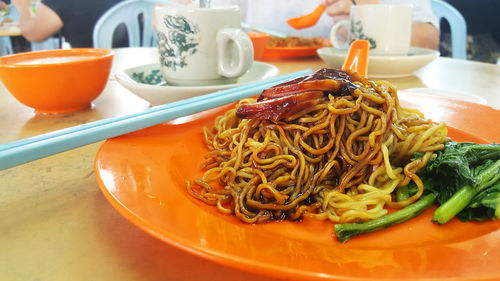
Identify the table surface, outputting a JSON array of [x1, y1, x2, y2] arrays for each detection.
[[0, 19, 21, 37], [1, 47, 500, 281]]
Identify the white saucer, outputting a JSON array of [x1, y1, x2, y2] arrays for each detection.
[[317, 47, 440, 78], [116, 62, 280, 106], [400, 88, 488, 105]]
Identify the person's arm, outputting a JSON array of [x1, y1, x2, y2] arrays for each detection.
[[411, 22, 439, 49], [11, 0, 63, 42], [323, 0, 380, 17]]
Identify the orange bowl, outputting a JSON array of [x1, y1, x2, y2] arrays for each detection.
[[0, 48, 114, 114], [246, 32, 270, 61]]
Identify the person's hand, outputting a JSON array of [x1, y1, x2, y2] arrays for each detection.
[[321, 0, 353, 17], [322, 0, 382, 17], [0, 1, 8, 11]]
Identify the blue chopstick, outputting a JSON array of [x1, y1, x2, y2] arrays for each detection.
[[0, 69, 312, 170], [0, 69, 308, 152]]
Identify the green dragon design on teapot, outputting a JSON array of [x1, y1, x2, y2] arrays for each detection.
[[157, 15, 200, 71]]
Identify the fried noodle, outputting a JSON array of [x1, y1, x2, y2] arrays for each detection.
[[267, 36, 325, 48], [186, 74, 448, 224]]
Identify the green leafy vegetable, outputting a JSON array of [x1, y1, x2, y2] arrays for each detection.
[[421, 142, 500, 185], [431, 159, 500, 224], [416, 141, 500, 224]]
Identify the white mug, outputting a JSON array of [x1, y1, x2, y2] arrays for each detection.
[[154, 5, 254, 86], [330, 4, 412, 56]]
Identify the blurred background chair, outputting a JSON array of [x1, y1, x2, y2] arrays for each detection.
[[93, 0, 179, 49], [431, 0, 467, 59], [93, 0, 159, 49]]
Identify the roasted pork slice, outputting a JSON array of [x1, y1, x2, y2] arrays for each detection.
[[236, 91, 324, 121]]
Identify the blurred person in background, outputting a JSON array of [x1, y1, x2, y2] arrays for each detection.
[[212, 0, 439, 50], [0, 0, 8, 10], [1, 0, 33, 53], [321, 0, 439, 49], [11, 0, 126, 48]]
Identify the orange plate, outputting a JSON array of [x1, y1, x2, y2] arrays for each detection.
[[262, 46, 322, 59], [95, 91, 500, 281]]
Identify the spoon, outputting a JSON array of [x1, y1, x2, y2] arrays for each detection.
[[287, 4, 326, 29], [287, 0, 357, 29], [342, 40, 369, 77]]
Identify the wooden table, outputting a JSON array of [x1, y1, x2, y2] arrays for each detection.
[[0, 18, 21, 37], [1, 47, 499, 281], [0, 25, 21, 37]]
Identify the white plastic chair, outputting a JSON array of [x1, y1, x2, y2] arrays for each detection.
[[93, 0, 160, 49], [431, 0, 467, 60]]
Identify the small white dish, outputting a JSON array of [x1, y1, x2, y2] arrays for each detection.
[[317, 47, 440, 78], [116, 62, 280, 106], [400, 88, 488, 105]]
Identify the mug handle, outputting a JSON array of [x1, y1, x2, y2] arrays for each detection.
[[216, 28, 254, 78], [330, 19, 350, 49]]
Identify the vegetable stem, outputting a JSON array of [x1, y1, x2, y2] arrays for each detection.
[[334, 193, 436, 243], [432, 184, 476, 224], [432, 159, 500, 224]]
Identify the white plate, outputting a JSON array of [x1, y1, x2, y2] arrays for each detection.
[[400, 88, 488, 105], [116, 62, 280, 106], [317, 47, 440, 78]]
